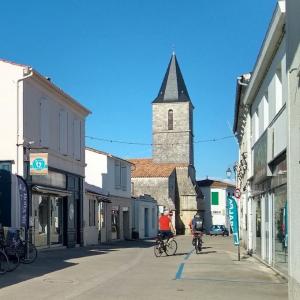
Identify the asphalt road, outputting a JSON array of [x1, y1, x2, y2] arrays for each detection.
[[0, 235, 288, 300]]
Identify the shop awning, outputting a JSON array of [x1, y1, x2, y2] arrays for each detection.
[[86, 189, 111, 203], [32, 185, 72, 197]]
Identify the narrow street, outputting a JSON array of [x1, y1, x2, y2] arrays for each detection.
[[0, 236, 287, 300]]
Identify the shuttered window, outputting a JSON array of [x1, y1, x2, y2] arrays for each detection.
[[168, 109, 173, 130], [67, 112, 73, 156], [115, 160, 121, 189], [74, 119, 81, 160], [59, 110, 68, 155], [211, 192, 219, 205], [121, 163, 127, 191], [40, 98, 49, 147]]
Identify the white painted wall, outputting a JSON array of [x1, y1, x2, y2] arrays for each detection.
[[134, 196, 158, 239], [286, 0, 300, 298], [250, 39, 287, 151], [85, 149, 132, 198], [85, 148, 133, 241], [0, 60, 89, 177], [0, 62, 25, 175], [85, 150, 107, 188], [200, 182, 235, 232], [235, 1, 288, 276], [83, 192, 99, 246]]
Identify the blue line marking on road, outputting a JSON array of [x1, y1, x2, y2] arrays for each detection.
[[175, 263, 185, 280], [184, 249, 194, 260]]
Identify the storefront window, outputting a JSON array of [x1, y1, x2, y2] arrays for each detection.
[[273, 185, 288, 274], [32, 194, 64, 247], [0, 161, 12, 172], [111, 208, 120, 240], [256, 199, 262, 257], [98, 202, 106, 229]]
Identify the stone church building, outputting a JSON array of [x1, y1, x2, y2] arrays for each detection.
[[129, 53, 203, 234]]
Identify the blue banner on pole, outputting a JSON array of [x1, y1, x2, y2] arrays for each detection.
[[227, 196, 239, 246], [17, 176, 29, 229]]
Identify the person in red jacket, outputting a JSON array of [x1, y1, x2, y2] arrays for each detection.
[[158, 210, 175, 240]]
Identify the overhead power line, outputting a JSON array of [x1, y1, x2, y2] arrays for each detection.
[[85, 135, 235, 146]]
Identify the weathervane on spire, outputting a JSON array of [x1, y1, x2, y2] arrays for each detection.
[[172, 44, 176, 56]]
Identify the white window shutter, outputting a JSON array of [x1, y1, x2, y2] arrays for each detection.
[[40, 98, 49, 147], [59, 110, 68, 155], [115, 161, 121, 188], [121, 163, 127, 191], [67, 112, 73, 156], [74, 119, 81, 160]]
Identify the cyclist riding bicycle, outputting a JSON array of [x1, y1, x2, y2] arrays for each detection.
[[158, 210, 175, 241], [189, 213, 204, 245]]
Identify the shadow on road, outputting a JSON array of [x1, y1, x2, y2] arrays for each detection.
[[198, 250, 217, 255], [173, 252, 190, 256], [0, 239, 154, 289]]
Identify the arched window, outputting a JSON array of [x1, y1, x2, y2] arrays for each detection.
[[168, 109, 173, 130]]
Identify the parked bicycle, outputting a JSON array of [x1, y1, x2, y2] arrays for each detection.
[[0, 249, 9, 275], [13, 229, 38, 264], [17, 239, 38, 264], [192, 231, 203, 254], [154, 232, 177, 257], [0, 226, 37, 273], [0, 227, 20, 272]]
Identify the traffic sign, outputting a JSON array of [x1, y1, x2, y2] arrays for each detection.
[[234, 188, 241, 199]]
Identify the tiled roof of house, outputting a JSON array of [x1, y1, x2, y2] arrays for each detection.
[[197, 178, 236, 189], [128, 158, 188, 178]]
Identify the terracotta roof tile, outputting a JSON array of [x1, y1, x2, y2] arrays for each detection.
[[128, 158, 188, 178], [197, 179, 236, 188]]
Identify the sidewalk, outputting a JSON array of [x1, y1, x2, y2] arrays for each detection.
[[170, 236, 288, 300]]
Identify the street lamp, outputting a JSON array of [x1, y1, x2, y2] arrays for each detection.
[[226, 167, 232, 179]]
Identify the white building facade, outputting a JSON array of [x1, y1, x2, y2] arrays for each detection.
[[234, 1, 288, 275], [133, 195, 158, 239], [0, 59, 90, 248], [197, 179, 235, 232], [286, 0, 300, 298], [84, 147, 134, 245]]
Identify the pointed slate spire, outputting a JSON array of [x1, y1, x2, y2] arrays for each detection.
[[153, 53, 191, 103]]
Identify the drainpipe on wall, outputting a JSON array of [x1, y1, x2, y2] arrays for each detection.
[[16, 67, 33, 175]]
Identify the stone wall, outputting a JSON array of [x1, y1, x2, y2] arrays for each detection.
[[132, 175, 176, 210], [175, 166, 199, 234], [152, 102, 193, 164]]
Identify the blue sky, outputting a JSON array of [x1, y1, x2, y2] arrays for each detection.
[[0, 0, 276, 179]]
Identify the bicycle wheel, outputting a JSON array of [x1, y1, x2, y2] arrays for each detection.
[[154, 243, 164, 257], [8, 254, 20, 271], [195, 238, 202, 254], [20, 243, 38, 264], [0, 250, 9, 275], [165, 239, 177, 256]]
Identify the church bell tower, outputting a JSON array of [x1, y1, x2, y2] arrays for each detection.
[[152, 53, 194, 165]]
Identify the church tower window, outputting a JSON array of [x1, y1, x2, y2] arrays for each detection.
[[168, 109, 173, 130]]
